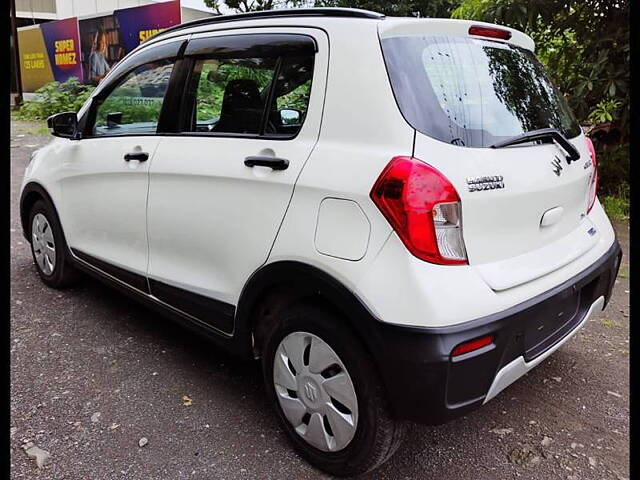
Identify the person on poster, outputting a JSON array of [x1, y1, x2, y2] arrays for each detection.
[[88, 30, 110, 84]]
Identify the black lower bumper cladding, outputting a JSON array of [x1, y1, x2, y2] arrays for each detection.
[[367, 241, 622, 425]]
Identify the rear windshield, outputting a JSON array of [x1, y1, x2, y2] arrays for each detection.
[[381, 35, 581, 148]]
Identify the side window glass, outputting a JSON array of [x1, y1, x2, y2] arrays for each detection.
[[267, 55, 314, 137], [184, 47, 315, 138], [92, 59, 174, 136], [191, 58, 276, 134]]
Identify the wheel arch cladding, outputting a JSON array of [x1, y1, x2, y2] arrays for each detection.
[[236, 261, 388, 372], [20, 182, 58, 241]]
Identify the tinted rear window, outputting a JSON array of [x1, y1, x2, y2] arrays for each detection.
[[381, 35, 581, 148]]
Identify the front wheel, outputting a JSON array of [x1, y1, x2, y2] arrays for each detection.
[[262, 304, 405, 477], [28, 199, 79, 289]]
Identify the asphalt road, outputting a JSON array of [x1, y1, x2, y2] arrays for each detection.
[[10, 121, 630, 479]]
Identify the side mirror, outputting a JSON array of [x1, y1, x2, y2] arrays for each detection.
[[279, 108, 302, 126], [47, 112, 80, 140], [107, 112, 123, 129]]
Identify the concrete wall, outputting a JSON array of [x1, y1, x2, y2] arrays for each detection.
[[181, 6, 214, 22], [56, 0, 155, 19], [16, 0, 56, 14]]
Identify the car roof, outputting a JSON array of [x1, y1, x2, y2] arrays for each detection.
[[138, 7, 533, 54], [151, 7, 384, 41]]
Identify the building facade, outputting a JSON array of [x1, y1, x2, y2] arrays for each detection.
[[12, 0, 212, 94], [16, 0, 211, 26]]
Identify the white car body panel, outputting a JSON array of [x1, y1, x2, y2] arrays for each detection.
[[58, 137, 160, 277], [267, 19, 412, 295], [146, 27, 329, 305], [314, 198, 371, 261]]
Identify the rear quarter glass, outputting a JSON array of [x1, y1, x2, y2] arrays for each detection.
[[380, 35, 581, 148]]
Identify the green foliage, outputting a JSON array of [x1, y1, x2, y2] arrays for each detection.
[[313, 0, 461, 17], [203, 0, 285, 13], [15, 78, 94, 120], [601, 195, 629, 222], [587, 99, 622, 125], [195, 61, 274, 121], [596, 143, 629, 197], [95, 97, 163, 127], [277, 82, 311, 112], [204, 0, 461, 17]]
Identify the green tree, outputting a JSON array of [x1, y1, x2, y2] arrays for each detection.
[[313, 0, 461, 17], [203, 0, 288, 13], [204, 0, 460, 17]]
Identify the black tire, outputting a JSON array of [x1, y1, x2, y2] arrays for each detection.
[[28, 199, 80, 289], [262, 303, 405, 477]]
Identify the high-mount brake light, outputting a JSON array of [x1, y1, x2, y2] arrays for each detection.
[[468, 25, 512, 41], [451, 335, 495, 357], [370, 156, 468, 265], [585, 136, 598, 214]]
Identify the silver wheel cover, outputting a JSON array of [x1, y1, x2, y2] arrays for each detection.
[[32, 213, 56, 276], [273, 331, 358, 452]]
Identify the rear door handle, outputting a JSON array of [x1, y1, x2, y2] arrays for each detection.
[[244, 156, 289, 171], [124, 152, 149, 162]]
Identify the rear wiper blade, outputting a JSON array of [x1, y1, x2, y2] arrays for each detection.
[[490, 127, 580, 163]]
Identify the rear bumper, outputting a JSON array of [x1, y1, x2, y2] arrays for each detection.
[[370, 240, 621, 425]]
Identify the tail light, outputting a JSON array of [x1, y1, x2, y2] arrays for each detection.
[[469, 25, 512, 41], [370, 156, 467, 265], [585, 137, 598, 213]]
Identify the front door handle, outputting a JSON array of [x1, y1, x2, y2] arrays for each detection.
[[244, 156, 289, 171], [124, 151, 149, 162]]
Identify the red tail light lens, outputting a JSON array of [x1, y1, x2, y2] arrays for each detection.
[[370, 156, 467, 265], [469, 25, 512, 40], [585, 136, 598, 213], [451, 335, 495, 357]]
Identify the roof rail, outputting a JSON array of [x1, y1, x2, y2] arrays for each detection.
[[150, 8, 384, 42]]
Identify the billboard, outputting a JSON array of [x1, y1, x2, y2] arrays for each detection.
[[79, 1, 181, 85], [17, 0, 182, 91], [18, 18, 81, 91]]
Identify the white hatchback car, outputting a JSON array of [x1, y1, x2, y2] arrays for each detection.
[[21, 8, 621, 476]]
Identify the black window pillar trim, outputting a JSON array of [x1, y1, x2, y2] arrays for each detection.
[[259, 56, 283, 136], [157, 56, 192, 134], [176, 56, 198, 134]]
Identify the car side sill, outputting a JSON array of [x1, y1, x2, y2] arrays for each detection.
[[72, 248, 150, 293], [68, 248, 234, 338]]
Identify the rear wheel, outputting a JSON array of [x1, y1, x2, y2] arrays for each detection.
[[28, 199, 79, 289], [262, 304, 405, 477]]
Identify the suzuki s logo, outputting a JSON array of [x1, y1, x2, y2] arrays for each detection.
[[304, 382, 318, 403], [551, 156, 563, 177]]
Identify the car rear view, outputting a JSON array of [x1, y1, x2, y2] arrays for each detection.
[[361, 18, 621, 421]]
